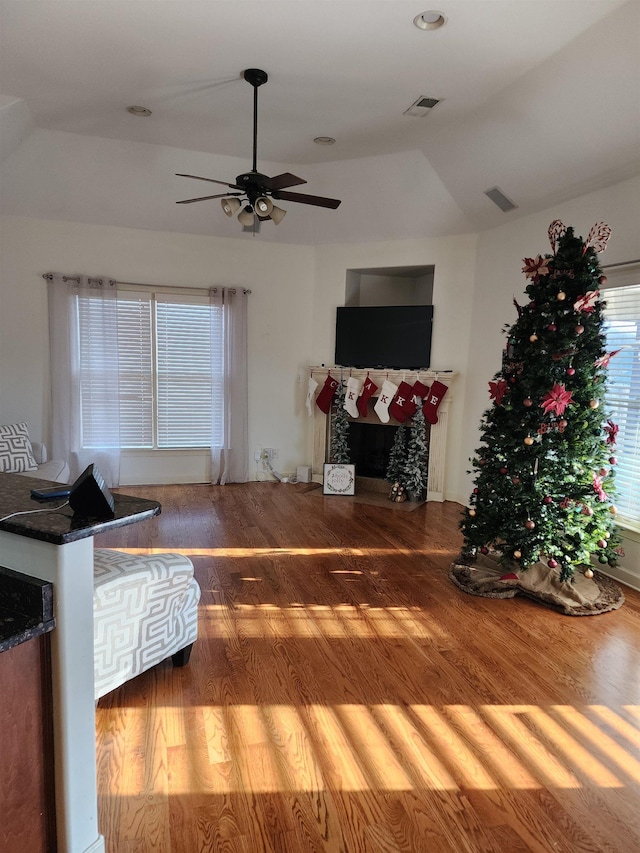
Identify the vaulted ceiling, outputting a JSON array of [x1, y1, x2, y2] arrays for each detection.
[[1, 1, 638, 244]]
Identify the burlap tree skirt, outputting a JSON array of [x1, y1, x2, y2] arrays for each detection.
[[449, 552, 624, 616]]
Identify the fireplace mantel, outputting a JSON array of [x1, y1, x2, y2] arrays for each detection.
[[309, 366, 458, 501]]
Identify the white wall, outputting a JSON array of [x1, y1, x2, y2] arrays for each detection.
[[1, 178, 637, 582], [461, 175, 640, 584], [313, 234, 478, 503], [0, 215, 315, 483]]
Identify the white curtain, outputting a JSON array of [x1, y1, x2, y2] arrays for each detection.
[[210, 287, 249, 484], [48, 274, 121, 487]]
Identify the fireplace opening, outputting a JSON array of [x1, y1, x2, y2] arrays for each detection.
[[347, 422, 400, 479]]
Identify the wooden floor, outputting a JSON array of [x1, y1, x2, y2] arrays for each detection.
[[94, 483, 640, 853]]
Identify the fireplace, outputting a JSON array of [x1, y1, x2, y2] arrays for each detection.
[[348, 420, 401, 478], [310, 367, 456, 501]]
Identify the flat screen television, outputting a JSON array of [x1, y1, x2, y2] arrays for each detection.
[[335, 305, 433, 369]]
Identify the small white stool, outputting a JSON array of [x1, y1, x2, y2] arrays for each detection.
[[93, 549, 200, 700]]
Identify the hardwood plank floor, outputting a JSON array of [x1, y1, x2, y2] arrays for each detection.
[[94, 483, 640, 853]]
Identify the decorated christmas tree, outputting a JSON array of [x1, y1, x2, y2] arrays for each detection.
[[460, 221, 622, 582], [385, 423, 407, 485], [403, 407, 429, 500], [329, 381, 351, 464]]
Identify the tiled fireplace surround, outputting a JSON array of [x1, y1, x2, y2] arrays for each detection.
[[310, 367, 457, 502]]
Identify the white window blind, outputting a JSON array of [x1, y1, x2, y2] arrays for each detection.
[[77, 292, 120, 448], [79, 288, 223, 450], [155, 294, 220, 448], [117, 293, 153, 448], [602, 271, 640, 526]]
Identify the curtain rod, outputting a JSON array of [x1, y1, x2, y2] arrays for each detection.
[[601, 259, 640, 270], [42, 274, 251, 294]]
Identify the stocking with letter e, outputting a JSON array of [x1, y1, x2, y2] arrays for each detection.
[[423, 380, 448, 425]]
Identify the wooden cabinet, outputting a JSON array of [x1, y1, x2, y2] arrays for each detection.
[[0, 633, 56, 853]]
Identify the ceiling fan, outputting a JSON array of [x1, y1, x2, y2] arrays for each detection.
[[176, 68, 341, 228]]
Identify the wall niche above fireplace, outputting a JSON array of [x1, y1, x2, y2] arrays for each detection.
[[345, 265, 434, 307]]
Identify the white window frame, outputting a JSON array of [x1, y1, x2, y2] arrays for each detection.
[[601, 261, 640, 532]]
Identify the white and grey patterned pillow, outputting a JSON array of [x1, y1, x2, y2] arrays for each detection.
[[0, 422, 38, 473]]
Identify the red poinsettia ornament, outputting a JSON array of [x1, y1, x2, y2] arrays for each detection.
[[522, 255, 551, 282], [604, 419, 619, 445], [592, 473, 608, 502], [489, 378, 509, 406], [540, 383, 574, 417]]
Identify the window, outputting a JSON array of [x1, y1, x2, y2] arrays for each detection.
[[78, 289, 223, 450], [602, 266, 640, 528]]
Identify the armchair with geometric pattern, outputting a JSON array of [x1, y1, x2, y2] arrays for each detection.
[[93, 549, 200, 701]]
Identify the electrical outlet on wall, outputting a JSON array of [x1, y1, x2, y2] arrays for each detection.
[[254, 446, 262, 462]]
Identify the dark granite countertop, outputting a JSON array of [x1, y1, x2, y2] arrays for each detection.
[[0, 472, 161, 545], [0, 565, 55, 653]]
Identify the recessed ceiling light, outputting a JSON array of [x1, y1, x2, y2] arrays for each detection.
[[413, 11, 446, 30], [314, 136, 336, 145], [126, 105, 152, 116]]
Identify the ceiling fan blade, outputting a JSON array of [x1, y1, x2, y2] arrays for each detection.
[[274, 190, 342, 209], [176, 192, 242, 204], [176, 173, 242, 190], [262, 172, 307, 191]]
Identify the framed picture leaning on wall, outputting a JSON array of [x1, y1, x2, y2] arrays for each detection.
[[323, 463, 356, 495]]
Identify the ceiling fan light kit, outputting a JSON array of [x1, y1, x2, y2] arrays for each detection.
[[237, 206, 255, 227], [269, 205, 287, 225], [176, 68, 341, 230], [221, 197, 241, 217], [255, 196, 273, 215]]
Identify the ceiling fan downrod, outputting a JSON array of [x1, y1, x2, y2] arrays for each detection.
[[243, 69, 268, 174]]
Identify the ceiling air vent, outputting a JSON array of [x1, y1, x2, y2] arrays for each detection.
[[403, 96, 442, 117], [484, 186, 518, 212]]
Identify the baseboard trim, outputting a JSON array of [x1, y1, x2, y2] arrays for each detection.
[[598, 564, 640, 593]]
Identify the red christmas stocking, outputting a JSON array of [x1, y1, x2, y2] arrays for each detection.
[[423, 380, 448, 424], [315, 374, 339, 414], [357, 375, 378, 417], [412, 380, 430, 407], [389, 381, 415, 422]]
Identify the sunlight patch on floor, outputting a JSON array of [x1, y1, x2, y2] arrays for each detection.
[[110, 546, 454, 558], [96, 703, 640, 797], [198, 603, 440, 640]]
